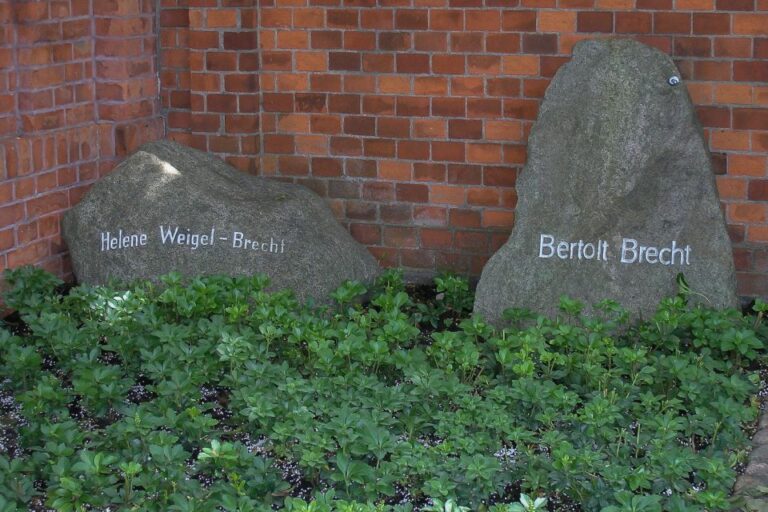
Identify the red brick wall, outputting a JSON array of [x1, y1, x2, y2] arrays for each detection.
[[0, 0, 162, 278], [3, 0, 768, 299], [160, 0, 261, 173], [189, 0, 765, 295]]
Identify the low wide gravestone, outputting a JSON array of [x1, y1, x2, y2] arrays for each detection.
[[474, 39, 737, 324], [62, 140, 381, 302]]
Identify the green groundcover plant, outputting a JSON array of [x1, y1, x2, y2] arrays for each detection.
[[0, 267, 766, 512]]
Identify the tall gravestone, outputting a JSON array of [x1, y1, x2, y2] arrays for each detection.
[[63, 141, 381, 302], [474, 39, 737, 324]]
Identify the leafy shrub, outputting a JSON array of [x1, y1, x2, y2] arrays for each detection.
[[0, 267, 765, 512]]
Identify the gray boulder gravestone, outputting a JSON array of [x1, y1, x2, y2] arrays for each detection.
[[474, 39, 737, 324], [63, 140, 381, 302]]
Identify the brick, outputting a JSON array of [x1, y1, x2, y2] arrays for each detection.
[[421, 228, 453, 249], [539, 11, 577, 32], [486, 33, 521, 53], [696, 106, 729, 129], [451, 33, 483, 52], [484, 167, 517, 186], [415, 32, 448, 52], [616, 12, 652, 33], [297, 51, 328, 71], [711, 129, 750, 150], [433, 54, 465, 74], [379, 31, 411, 51], [397, 97, 430, 117], [749, 180, 768, 200], [344, 116, 375, 136], [449, 120, 483, 140], [540, 56, 569, 77], [674, 37, 711, 57], [311, 74, 342, 92], [378, 118, 410, 138], [450, 209, 481, 228], [294, 8, 324, 28], [715, 84, 752, 103], [312, 30, 343, 49], [734, 108, 768, 129], [363, 54, 394, 73], [452, 77, 484, 96], [329, 94, 361, 114], [714, 37, 753, 57], [363, 95, 396, 115], [502, 55, 539, 76], [577, 11, 614, 32], [716, 0, 753, 9], [261, 8, 292, 28], [361, 9, 393, 30], [468, 98, 502, 117], [734, 14, 768, 35], [502, 10, 537, 31], [730, 154, 767, 176], [330, 136, 362, 155], [414, 120, 446, 139], [329, 52, 361, 71], [224, 32, 258, 50], [523, 33, 558, 54], [430, 10, 464, 30], [654, 12, 691, 34], [466, 9, 501, 31], [467, 188, 500, 206], [396, 183, 429, 203], [312, 157, 342, 177], [395, 9, 428, 30], [414, 77, 448, 95], [263, 93, 294, 112], [398, 140, 430, 160], [694, 60, 732, 80], [455, 231, 489, 253], [350, 223, 381, 245], [430, 185, 465, 205], [693, 13, 730, 34], [638, 0, 672, 7], [362, 182, 395, 201], [432, 98, 466, 117], [467, 143, 503, 163], [488, 78, 521, 97], [503, 99, 539, 119], [729, 203, 767, 223], [345, 75, 375, 93], [735, 61, 768, 81], [482, 210, 515, 228], [411, 162, 446, 183], [486, 120, 524, 141], [432, 141, 466, 162], [677, 0, 714, 8], [295, 93, 327, 112], [383, 227, 418, 248], [396, 54, 430, 74]]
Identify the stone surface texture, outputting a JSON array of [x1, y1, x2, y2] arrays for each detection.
[[475, 39, 737, 324], [733, 407, 768, 510], [63, 140, 380, 302]]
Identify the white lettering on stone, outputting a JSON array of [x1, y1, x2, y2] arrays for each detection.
[[539, 234, 691, 266], [539, 233, 609, 261], [159, 226, 215, 250], [99, 226, 288, 255], [100, 230, 148, 252], [231, 232, 285, 254], [621, 238, 691, 265], [539, 234, 555, 258]]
